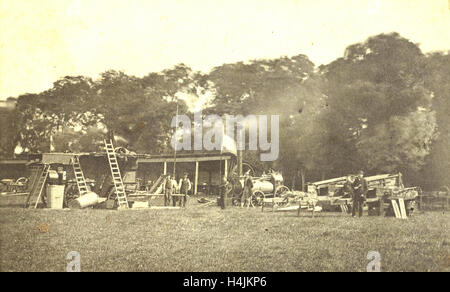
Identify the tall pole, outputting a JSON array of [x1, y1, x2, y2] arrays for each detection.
[[219, 157, 222, 198], [173, 102, 179, 178]]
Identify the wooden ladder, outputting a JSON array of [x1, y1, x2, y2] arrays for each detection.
[[71, 155, 88, 197], [25, 164, 50, 208], [104, 140, 129, 209]]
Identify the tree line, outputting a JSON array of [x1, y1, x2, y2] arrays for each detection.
[[1, 32, 448, 190]]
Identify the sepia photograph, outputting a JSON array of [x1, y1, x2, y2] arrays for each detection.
[[0, 0, 449, 275]]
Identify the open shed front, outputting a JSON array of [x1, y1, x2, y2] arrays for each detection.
[[137, 153, 233, 196]]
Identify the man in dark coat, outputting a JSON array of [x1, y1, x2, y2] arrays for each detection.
[[352, 170, 368, 217], [178, 173, 191, 207], [219, 176, 232, 209]]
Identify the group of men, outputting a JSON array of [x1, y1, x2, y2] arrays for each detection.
[[163, 173, 191, 207], [218, 171, 254, 209], [173, 169, 368, 215], [343, 170, 368, 217]]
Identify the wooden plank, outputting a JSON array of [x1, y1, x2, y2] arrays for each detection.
[[197, 200, 216, 208], [194, 161, 199, 195], [276, 205, 299, 212], [224, 159, 228, 180], [0, 192, 29, 197], [398, 198, 407, 219], [391, 200, 401, 218], [148, 206, 181, 210], [263, 197, 285, 203], [131, 201, 149, 209]]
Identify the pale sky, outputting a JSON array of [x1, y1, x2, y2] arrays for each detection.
[[1, 0, 449, 99]]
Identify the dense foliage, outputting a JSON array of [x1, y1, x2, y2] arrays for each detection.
[[1, 33, 448, 190]]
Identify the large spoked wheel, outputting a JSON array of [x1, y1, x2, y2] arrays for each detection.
[[250, 190, 265, 207], [275, 185, 290, 197]]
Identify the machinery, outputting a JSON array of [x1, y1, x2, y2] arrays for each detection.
[[229, 170, 291, 207], [306, 173, 420, 216]]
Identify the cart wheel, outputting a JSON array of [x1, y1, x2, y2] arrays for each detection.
[[250, 191, 265, 207], [275, 185, 290, 197]]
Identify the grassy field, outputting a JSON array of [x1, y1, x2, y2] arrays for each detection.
[[0, 198, 449, 272]]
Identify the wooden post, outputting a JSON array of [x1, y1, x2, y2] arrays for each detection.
[[378, 198, 384, 216], [194, 161, 199, 195], [224, 159, 228, 181], [163, 162, 167, 175]]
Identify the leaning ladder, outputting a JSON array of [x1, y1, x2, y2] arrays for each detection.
[[104, 140, 129, 209], [71, 155, 88, 197], [25, 164, 50, 208]]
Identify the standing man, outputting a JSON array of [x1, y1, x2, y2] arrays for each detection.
[[178, 173, 191, 207], [352, 170, 368, 217], [164, 174, 174, 206], [342, 175, 355, 214], [219, 176, 232, 209], [241, 172, 253, 208]]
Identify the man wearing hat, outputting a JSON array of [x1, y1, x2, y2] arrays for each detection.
[[178, 173, 191, 207], [219, 175, 232, 209], [241, 171, 253, 208], [352, 170, 368, 217]]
